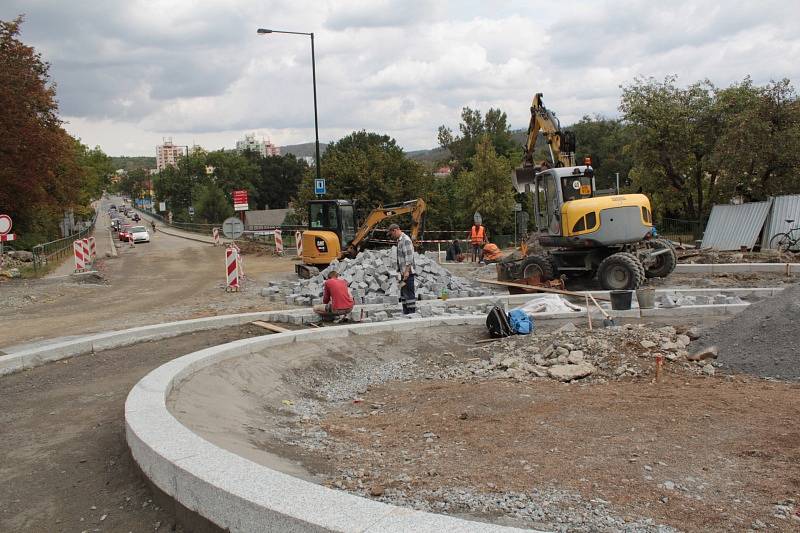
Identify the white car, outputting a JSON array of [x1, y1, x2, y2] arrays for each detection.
[[129, 226, 150, 243]]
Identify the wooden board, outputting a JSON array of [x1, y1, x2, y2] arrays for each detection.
[[251, 320, 290, 333], [477, 278, 611, 301]]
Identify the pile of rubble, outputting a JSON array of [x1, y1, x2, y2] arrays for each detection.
[[458, 323, 713, 383], [0, 250, 32, 278], [262, 248, 492, 306], [659, 293, 743, 307]]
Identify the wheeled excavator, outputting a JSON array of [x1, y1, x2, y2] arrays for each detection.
[[296, 198, 426, 278], [498, 93, 676, 291]]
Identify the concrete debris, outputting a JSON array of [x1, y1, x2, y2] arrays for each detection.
[[658, 293, 743, 307], [261, 248, 491, 306], [686, 346, 719, 362], [548, 363, 596, 382]]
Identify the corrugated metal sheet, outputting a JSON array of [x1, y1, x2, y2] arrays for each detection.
[[761, 194, 800, 249], [701, 200, 772, 250]]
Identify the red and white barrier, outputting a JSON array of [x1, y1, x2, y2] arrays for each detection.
[[295, 230, 303, 257], [274, 229, 284, 255], [229, 242, 244, 282], [73, 240, 86, 272], [129, 233, 135, 247], [225, 246, 240, 291], [88, 236, 96, 260], [212, 227, 220, 246], [81, 238, 91, 263]]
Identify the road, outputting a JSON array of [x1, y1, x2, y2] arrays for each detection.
[[0, 196, 296, 350]]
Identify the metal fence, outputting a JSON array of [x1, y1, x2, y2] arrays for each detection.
[[32, 214, 98, 272], [656, 218, 704, 245]]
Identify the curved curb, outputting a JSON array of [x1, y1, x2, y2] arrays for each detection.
[[125, 316, 542, 533]]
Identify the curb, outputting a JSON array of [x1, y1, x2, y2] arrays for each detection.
[[125, 316, 540, 533], [675, 262, 800, 274]]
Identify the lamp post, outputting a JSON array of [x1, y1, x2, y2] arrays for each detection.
[[257, 28, 321, 182]]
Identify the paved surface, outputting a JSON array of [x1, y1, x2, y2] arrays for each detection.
[[0, 324, 267, 532]]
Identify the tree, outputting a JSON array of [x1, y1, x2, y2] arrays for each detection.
[[457, 136, 516, 235], [570, 115, 634, 191], [195, 183, 233, 223], [254, 154, 307, 209], [438, 107, 519, 172], [294, 131, 429, 222]]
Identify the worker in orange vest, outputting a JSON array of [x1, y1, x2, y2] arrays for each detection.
[[469, 222, 486, 262]]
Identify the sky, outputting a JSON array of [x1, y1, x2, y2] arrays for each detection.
[[3, 0, 799, 157]]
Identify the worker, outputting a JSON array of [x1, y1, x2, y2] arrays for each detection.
[[388, 223, 416, 314], [313, 270, 354, 321], [445, 239, 461, 262], [482, 241, 503, 263], [469, 222, 486, 262]]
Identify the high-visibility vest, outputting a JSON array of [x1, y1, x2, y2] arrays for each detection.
[[470, 225, 485, 244]]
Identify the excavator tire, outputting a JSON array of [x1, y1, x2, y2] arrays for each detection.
[[521, 255, 556, 281], [597, 252, 645, 290], [644, 238, 677, 278]]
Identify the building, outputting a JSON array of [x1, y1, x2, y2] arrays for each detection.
[[156, 137, 187, 171], [236, 133, 280, 158]]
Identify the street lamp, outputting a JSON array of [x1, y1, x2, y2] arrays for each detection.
[[257, 28, 322, 182]]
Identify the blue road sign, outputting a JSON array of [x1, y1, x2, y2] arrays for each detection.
[[314, 178, 326, 195]]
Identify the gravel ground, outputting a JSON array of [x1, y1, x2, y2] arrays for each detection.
[[699, 281, 800, 379]]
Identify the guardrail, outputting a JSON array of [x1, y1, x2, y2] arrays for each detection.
[[32, 213, 98, 272]]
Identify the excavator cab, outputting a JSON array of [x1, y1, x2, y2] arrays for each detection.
[[300, 200, 357, 270]]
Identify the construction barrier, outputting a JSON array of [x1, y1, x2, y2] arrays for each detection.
[[212, 227, 220, 246], [82, 238, 91, 262], [73, 240, 86, 272], [230, 242, 244, 282], [225, 246, 240, 291], [88, 236, 96, 260], [274, 229, 284, 255], [295, 231, 303, 257]]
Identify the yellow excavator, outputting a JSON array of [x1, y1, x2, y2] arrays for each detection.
[[499, 93, 676, 290], [296, 198, 426, 277]]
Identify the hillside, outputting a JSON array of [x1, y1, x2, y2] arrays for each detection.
[[110, 156, 156, 172], [279, 142, 329, 159]]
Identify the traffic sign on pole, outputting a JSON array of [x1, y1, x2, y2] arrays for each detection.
[[232, 190, 249, 211], [314, 179, 326, 195], [0, 214, 12, 234]]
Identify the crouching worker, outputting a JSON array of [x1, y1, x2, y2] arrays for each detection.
[[313, 270, 354, 321]]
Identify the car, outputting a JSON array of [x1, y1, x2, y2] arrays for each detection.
[[119, 225, 132, 241], [129, 226, 150, 243]]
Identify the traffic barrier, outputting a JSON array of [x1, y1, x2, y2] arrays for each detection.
[[212, 227, 220, 246], [88, 236, 96, 259], [73, 240, 86, 272], [274, 229, 284, 255], [225, 246, 239, 291], [295, 230, 303, 257], [229, 242, 244, 282], [81, 238, 92, 264]]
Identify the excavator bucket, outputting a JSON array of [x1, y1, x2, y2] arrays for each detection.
[[513, 166, 537, 194]]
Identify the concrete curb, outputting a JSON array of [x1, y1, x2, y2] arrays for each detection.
[[1, 288, 776, 377], [126, 316, 541, 533], [675, 262, 800, 274]]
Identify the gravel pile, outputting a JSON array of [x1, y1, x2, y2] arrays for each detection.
[[262, 248, 491, 306], [698, 282, 800, 379]]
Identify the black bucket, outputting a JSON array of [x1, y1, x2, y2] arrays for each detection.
[[610, 290, 633, 311]]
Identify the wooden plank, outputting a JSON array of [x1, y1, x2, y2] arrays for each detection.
[[251, 320, 290, 333], [476, 278, 611, 301]]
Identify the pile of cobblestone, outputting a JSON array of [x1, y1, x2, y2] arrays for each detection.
[[659, 293, 743, 307], [261, 248, 491, 306]]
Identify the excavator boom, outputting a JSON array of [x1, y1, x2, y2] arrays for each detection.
[[339, 198, 426, 259]]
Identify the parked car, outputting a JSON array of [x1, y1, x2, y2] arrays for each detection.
[[129, 226, 150, 243]]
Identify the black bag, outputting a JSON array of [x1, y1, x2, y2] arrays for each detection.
[[485, 306, 513, 338]]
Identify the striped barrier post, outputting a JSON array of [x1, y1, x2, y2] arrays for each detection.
[[212, 228, 220, 246], [274, 229, 284, 255], [225, 246, 239, 291], [295, 230, 303, 257], [230, 242, 244, 282], [73, 240, 86, 272], [88, 236, 96, 260], [129, 233, 135, 248], [82, 238, 91, 265]]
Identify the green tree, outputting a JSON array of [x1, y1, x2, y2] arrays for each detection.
[[457, 136, 516, 235], [254, 154, 308, 209], [195, 183, 233, 223], [437, 107, 519, 172], [570, 115, 634, 191]]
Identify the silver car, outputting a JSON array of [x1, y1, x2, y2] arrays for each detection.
[[129, 226, 150, 243]]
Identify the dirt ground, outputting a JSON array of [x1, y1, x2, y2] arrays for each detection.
[[0, 324, 269, 533]]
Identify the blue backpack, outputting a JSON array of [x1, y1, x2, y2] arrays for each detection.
[[508, 309, 534, 335]]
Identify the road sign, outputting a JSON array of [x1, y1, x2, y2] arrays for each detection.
[[232, 189, 249, 211], [314, 179, 326, 195], [514, 203, 523, 212], [222, 217, 244, 239], [188, 206, 195, 216], [0, 234, 15, 242], [159, 202, 166, 212], [0, 214, 12, 234]]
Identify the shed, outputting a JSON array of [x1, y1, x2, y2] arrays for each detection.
[[701, 200, 772, 250]]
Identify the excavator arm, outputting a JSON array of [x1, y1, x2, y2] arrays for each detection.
[[339, 198, 427, 259], [514, 93, 576, 193]]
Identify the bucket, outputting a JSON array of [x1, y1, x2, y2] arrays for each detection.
[[636, 288, 656, 309], [610, 290, 633, 311]]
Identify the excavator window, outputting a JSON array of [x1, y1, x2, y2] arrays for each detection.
[[339, 204, 356, 245]]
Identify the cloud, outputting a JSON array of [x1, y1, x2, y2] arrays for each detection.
[[2, 0, 799, 156]]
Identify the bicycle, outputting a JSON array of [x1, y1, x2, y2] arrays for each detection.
[[769, 219, 800, 253]]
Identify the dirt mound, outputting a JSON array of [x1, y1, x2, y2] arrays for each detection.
[[699, 282, 800, 379], [678, 249, 800, 263]]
